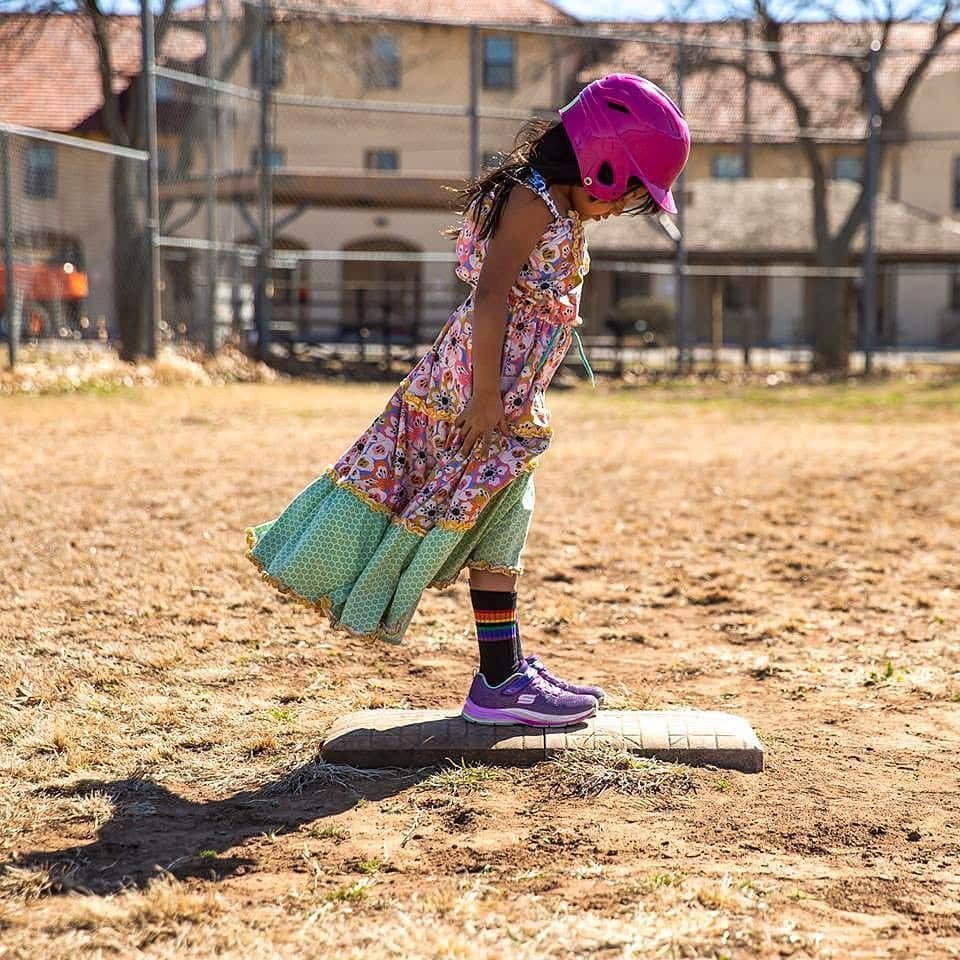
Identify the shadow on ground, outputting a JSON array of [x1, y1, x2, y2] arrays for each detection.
[[7, 760, 434, 896]]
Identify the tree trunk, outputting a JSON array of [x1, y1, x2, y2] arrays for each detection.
[[112, 157, 148, 362], [810, 264, 850, 373]]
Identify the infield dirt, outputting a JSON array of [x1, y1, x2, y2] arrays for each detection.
[[1, 377, 958, 958]]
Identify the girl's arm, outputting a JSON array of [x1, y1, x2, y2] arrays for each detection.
[[451, 187, 553, 457]]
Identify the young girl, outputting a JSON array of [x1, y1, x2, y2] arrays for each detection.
[[245, 74, 690, 728]]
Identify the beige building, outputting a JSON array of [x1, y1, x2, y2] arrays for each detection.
[[3, 7, 960, 349], [193, 9, 960, 349], [183, 0, 581, 346]]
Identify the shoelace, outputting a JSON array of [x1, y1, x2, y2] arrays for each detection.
[[502, 667, 536, 696], [502, 667, 566, 705]]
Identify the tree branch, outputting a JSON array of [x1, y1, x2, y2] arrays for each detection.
[[82, 0, 128, 146], [753, 1, 832, 252]]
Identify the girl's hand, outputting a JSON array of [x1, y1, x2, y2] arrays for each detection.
[[450, 391, 509, 457]]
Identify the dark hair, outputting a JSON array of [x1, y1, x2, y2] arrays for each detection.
[[445, 119, 659, 242]]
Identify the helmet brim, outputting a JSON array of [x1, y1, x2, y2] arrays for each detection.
[[644, 180, 678, 215]]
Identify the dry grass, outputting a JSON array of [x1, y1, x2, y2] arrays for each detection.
[[0, 341, 277, 396], [541, 742, 699, 804]]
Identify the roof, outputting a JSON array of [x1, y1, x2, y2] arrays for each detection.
[[585, 178, 960, 259], [579, 21, 960, 142], [295, 0, 575, 23], [0, 14, 204, 132], [178, 0, 577, 25]]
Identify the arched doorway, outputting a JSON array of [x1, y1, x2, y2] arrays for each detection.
[[341, 237, 422, 345]]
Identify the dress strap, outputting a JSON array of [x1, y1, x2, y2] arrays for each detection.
[[534, 324, 597, 389], [521, 168, 562, 221]]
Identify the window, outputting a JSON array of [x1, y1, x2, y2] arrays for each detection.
[[953, 156, 960, 211], [368, 34, 400, 89], [832, 155, 864, 182], [251, 33, 285, 87], [482, 36, 514, 90], [712, 153, 745, 179], [365, 149, 399, 171], [25, 144, 56, 198], [250, 147, 287, 170]]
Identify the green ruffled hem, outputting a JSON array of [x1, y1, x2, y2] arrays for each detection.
[[244, 468, 534, 644]]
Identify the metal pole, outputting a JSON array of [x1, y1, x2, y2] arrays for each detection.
[[741, 19, 752, 177], [862, 41, 881, 375], [204, 0, 218, 354], [549, 33, 561, 107], [1, 132, 16, 368], [140, 0, 161, 359], [468, 25, 480, 179], [674, 38, 688, 373], [254, 0, 274, 361], [711, 280, 722, 371]]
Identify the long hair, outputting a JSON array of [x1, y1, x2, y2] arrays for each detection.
[[445, 118, 658, 242]]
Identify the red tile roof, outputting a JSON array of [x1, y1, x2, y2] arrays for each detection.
[[0, 14, 204, 132], [579, 21, 960, 142], [180, 0, 577, 25]]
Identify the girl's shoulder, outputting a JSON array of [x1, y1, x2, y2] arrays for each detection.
[[520, 169, 569, 221]]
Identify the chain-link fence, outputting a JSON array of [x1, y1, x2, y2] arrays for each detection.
[[0, 125, 148, 365], [3, 5, 959, 373]]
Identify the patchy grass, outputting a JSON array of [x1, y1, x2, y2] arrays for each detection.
[[542, 742, 699, 803], [2, 377, 958, 959], [415, 759, 506, 798]]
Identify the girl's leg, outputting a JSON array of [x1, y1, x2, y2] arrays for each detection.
[[469, 568, 524, 685], [468, 569, 516, 592]]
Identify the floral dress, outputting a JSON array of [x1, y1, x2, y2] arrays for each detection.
[[244, 168, 591, 644]]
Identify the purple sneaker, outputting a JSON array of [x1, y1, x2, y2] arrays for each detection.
[[461, 664, 598, 727], [524, 654, 607, 704]]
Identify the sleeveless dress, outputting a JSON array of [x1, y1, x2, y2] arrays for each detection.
[[244, 169, 592, 644]]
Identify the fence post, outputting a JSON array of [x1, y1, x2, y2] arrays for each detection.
[[711, 280, 722, 371], [862, 40, 881, 374], [741, 19, 752, 178], [1, 130, 17, 369], [674, 37, 688, 373], [468, 25, 480, 179], [254, 0, 274, 362], [140, 0, 161, 359], [204, 0, 218, 355]]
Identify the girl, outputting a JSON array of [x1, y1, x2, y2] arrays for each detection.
[[244, 74, 690, 728]]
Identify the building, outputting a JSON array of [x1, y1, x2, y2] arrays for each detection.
[[3, 8, 960, 349], [578, 21, 960, 347]]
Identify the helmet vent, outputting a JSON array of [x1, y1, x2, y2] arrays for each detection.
[[606, 100, 630, 113], [597, 161, 615, 186]]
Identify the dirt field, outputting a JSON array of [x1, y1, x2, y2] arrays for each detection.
[[1, 376, 959, 959]]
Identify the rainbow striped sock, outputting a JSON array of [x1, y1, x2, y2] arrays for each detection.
[[470, 589, 522, 686]]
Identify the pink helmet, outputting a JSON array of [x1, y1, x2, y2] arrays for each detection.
[[559, 73, 690, 214]]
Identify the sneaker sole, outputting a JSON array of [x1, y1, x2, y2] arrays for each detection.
[[461, 701, 597, 727]]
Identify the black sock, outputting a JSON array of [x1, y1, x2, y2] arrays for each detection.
[[471, 588, 521, 686]]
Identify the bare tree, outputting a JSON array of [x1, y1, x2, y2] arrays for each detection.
[[682, 1, 960, 371]]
